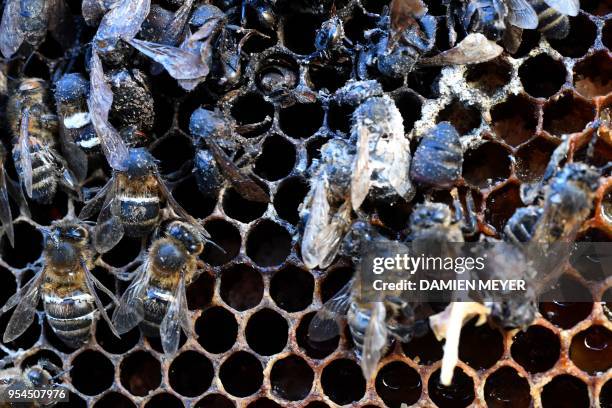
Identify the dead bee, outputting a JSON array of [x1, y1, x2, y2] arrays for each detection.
[[189, 107, 269, 203], [0, 358, 65, 407], [241, 0, 277, 33], [410, 122, 463, 189], [7, 78, 80, 204], [0, 143, 29, 247], [112, 219, 204, 354], [0, 219, 119, 348], [0, 0, 74, 58], [529, 0, 578, 39]]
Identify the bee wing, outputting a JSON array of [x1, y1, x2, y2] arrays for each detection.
[[18, 109, 34, 199], [351, 125, 373, 211], [206, 139, 270, 203], [301, 176, 332, 269], [0, 166, 14, 247], [544, 0, 579, 16], [317, 201, 352, 269], [94, 182, 125, 253], [163, 0, 194, 45], [81, 258, 120, 338], [419, 33, 503, 66], [309, 278, 354, 342], [0, 0, 25, 58], [96, 0, 150, 43], [2, 269, 44, 343], [386, 133, 413, 200], [79, 177, 113, 220], [112, 261, 148, 334], [88, 51, 129, 171], [506, 0, 538, 29], [361, 302, 387, 379], [48, 0, 75, 46], [57, 127, 88, 183], [160, 275, 188, 354]]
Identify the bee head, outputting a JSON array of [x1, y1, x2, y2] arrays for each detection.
[[25, 366, 52, 387], [167, 221, 204, 255], [124, 147, 157, 178]]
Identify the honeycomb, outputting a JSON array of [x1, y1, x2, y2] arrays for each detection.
[[0, 0, 610, 407]]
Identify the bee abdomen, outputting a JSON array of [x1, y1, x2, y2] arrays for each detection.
[[530, 0, 570, 39], [117, 195, 160, 237], [43, 293, 95, 348], [140, 287, 172, 337]]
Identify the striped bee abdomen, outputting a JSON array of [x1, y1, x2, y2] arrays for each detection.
[[13, 146, 58, 204], [530, 0, 570, 39], [140, 287, 172, 337], [43, 292, 95, 348], [117, 194, 160, 237]]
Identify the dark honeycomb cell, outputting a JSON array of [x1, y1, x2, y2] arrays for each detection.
[[173, 176, 217, 219], [219, 351, 264, 397], [465, 58, 513, 95], [195, 394, 235, 408], [144, 393, 184, 408], [220, 264, 264, 311], [0, 269, 16, 306], [247, 398, 281, 408], [569, 325, 612, 374], [458, 319, 504, 370], [485, 183, 523, 233], [279, 103, 324, 138], [571, 229, 612, 281], [308, 59, 353, 92], [375, 361, 422, 407], [320, 266, 354, 302], [70, 350, 114, 396], [246, 220, 292, 267], [296, 312, 339, 359], [428, 368, 475, 408], [515, 137, 557, 183], [394, 90, 422, 133], [151, 133, 194, 174], [101, 236, 141, 268], [120, 351, 162, 396], [169, 351, 214, 397], [254, 135, 296, 181], [519, 54, 567, 98], [187, 271, 215, 310], [270, 265, 314, 312], [29, 193, 69, 225], [321, 359, 366, 405], [59, 392, 86, 408], [96, 316, 140, 354], [573, 52, 612, 98], [344, 6, 376, 44], [484, 366, 531, 408], [541, 375, 590, 408], [223, 187, 268, 223], [270, 355, 314, 401], [402, 326, 444, 365], [511, 325, 560, 374], [230, 93, 274, 137], [601, 379, 612, 408], [22, 349, 62, 371], [436, 99, 481, 135], [490, 95, 538, 147], [304, 402, 330, 408], [2, 223, 43, 268], [94, 392, 136, 408], [201, 219, 241, 266], [274, 177, 308, 225], [327, 101, 355, 135], [604, 20, 612, 50], [256, 54, 299, 95], [582, 0, 612, 15], [408, 66, 442, 99], [539, 276, 593, 329], [246, 308, 288, 356], [196, 306, 238, 354], [306, 135, 329, 166], [543, 92, 596, 136], [462, 142, 511, 188], [282, 13, 324, 55], [375, 197, 413, 232], [548, 14, 597, 58]]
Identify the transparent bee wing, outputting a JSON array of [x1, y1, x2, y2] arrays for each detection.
[[81, 258, 120, 338], [48, 0, 75, 46], [506, 0, 538, 29], [419, 33, 503, 66], [178, 275, 193, 337], [301, 176, 332, 269], [112, 261, 148, 334], [309, 278, 354, 342], [5, 174, 29, 218], [0, 0, 25, 58], [351, 126, 373, 211], [317, 201, 352, 269], [79, 177, 113, 220], [94, 182, 124, 253], [88, 51, 129, 171], [386, 132, 413, 200], [160, 275, 187, 354], [96, 0, 150, 43], [18, 109, 34, 199], [0, 166, 14, 247], [361, 302, 387, 379], [544, 0, 579, 16], [2, 269, 44, 343], [163, 0, 194, 45]]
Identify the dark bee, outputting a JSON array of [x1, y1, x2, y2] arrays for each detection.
[[0, 143, 29, 247], [529, 0, 578, 39], [112, 219, 204, 354], [0, 358, 65, 407], [0, 219, 119, 348], [7, 78, 80, 204], [241, 0, 277, 33]]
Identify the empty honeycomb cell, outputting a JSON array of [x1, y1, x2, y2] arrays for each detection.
[[70, 350, 114, 396], [361, 0, 386, 14], [604, 287, 612, 321], [573, 52, 612, 98], [465, 58, 513, 96], [515, 137, 557, 182], [581, 0, 612, 15], [320, 266, 354, 302], [540, 374, 590, 408], [270, 355, 314, 400], [173, 177, 217, 219], [201, 219, 241, 266], [230, 93, 274, 137], [186, 271, 215, 310], [270, 265, 314, 312], [144, 393, 184, 408], [543, 92, 596, 136], [304, 402, 330, 408], [306, 135, 330, 166], [375, 197, 413, 232], [279, 103, 324, 138], [96, 316, 140, 354], [219, 351, 264, 397], [374, 361, 422, 407], [408, 66, 442, 99], [327, 101, 355, 135], [0, 268, 16, 306], [344, 6, 377, 44], [394, 90, 422, 133], [296, 312, 339, 359], [256, 54, 300, 96], [428, 367, 475, 408], [483, 366, 531, 408], [320, 359, 366, 405], [281, 12, 323, 54], [274, 176, 308, 225], [120, 351, 162, 396], [485, 183, 524, 233], [436, 99, 481, 135], [490, 95, 538, 146], [220, 264, 264, 311], [169, 350, 214, 397], [22, 53, 50, 79], [511, 325, 560, 374], [247, 398, 282, 408], [571, 229, 611, 281], [196, 306, 238, 354], [401, 326, 444, 365], [548, 14, 597, 59], [61, 391, 86, 407], [94, 392, 136, 408], [195, 394, 235, 408], [246, 220, 292, 267], [462, 142, 511, 188], [458, 319, 504, 370], [540, 276, 593, 328], [604, 20, 612, 50], [519, 54, 567, 98], [569, 325, 612, 374], [101, 236, 141, 268], [603, 188, 612, 225], [29, 193, 69, 225], [222, 187, 268, 223], [246, 308, 288, 356], [254, 135, 296, 181], [150, 133, 194, 174], [601, 379, 612, 408], [2, 222, 43, 268], [308, 58, 353, 92]]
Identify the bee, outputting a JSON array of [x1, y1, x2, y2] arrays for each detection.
[[7, 78, 80, 204], [241, 0, 277, 34], [0, 358, 65, 407], [0, 219, 119, 348], [0, 143, 29, 247], [529, 0, 579, 39], [112, 219, 205, 354]]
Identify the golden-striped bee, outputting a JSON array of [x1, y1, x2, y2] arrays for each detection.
[[0, 219, 119, 348], [112, 220, 205, 354]]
